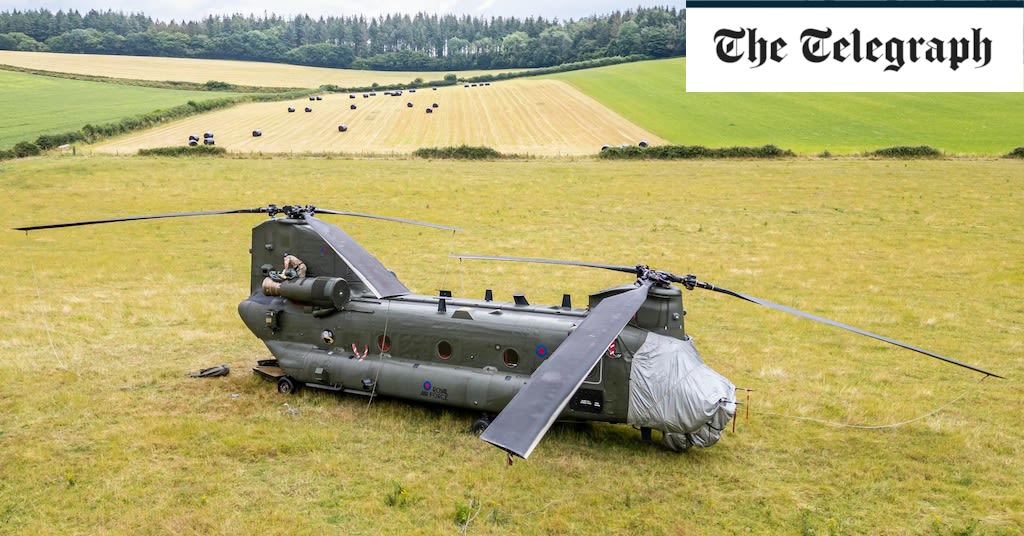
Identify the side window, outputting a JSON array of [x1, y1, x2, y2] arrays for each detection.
[[502, 348, 519, 368], [437, 341, 452, 360]]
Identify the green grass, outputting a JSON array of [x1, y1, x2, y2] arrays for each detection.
[[0, 70, 243, 149], [2, 155, 1021, 534], [549, 57, 1024, 155]]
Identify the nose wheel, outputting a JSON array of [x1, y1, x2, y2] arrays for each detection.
[[277, 376, 297, 394]]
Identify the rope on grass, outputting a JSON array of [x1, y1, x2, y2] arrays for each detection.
[[30, 258, 70, 371], [754, 375, 990, 430]]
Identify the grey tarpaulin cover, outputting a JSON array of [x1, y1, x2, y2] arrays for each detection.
[[628, 332, 736, 451]]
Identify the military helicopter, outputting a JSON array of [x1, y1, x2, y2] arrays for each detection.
[[16, 204, 1002, 461]]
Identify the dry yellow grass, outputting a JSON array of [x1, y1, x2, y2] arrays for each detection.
[[2, 157, 1021, 535], [0, 50, 516, 89], [88, 80, 664, 156]]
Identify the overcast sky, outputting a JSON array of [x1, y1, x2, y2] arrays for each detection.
[[8, 1, 684, 23]]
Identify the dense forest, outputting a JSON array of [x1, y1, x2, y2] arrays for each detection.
[[0, 7, 684, 70]]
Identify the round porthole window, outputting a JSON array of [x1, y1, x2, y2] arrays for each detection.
[[377, 334, 392, 352], [437, 341, 452, 360], [503, 348, 519, 368]]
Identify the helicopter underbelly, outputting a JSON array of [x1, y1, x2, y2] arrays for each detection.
[[264, 340, 534, 413]]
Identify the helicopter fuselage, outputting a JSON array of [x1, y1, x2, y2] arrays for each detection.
[[239, 290, 649, 422]]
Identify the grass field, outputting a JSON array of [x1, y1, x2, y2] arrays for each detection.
[[88, 80, 662, 156], [6, 53, 1022, 156], [550, 57, 1024, 155], [2, 155, 1021, 535], [0, 69, 243, 149], [0, 50, 516, 90]]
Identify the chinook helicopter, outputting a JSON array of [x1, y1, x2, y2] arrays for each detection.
[[16, 204, 1002, 460]]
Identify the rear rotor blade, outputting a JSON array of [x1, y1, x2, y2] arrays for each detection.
[[14, 208, 266, 232], [305, 215, 410, 299], [692, 279, 1004, 379], [481, 281, 653, 459]]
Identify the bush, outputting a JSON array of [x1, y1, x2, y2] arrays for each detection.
[[1005, 147, 1024, 159], [599, 144, 795, 160], [871, 145, 942, 158], [35, 132, 84, 150], [413, 145, 503, 159], [137, 145, 226, 156], [202, 80, 234, 91], [13, 141, 41, 157]]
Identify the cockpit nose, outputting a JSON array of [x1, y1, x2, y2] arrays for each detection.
[[627, 332, 736, 451]]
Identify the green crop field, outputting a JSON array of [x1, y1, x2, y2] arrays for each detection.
[[0, 69, 242, 149], [550, 58, 1024, 155], [2, 155, 1021, 535]]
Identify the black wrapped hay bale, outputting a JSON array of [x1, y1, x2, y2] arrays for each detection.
[[426, 108, 433, 114], [305, 107, 312, 112], [639, 140, 649, 148], [350, 104, 357, 110], [338, 124, 348, 132], [431, 102, 439, 108], [407, 102, 414, 108], [288, 107, 295, 112], [252, 129, 262, 137]]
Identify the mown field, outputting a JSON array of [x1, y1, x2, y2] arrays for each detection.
[[550, 57, 1024, 155], [5, 53, 1022, 156], [89, 80, 662, 156], [0, 69, 242, 149], [0, 50, 515, 89], [2, 156, 1021, 535]]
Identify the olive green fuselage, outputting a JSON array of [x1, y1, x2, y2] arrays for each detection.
[[238, 218, 688, 423]]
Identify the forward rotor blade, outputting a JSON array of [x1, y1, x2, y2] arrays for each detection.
[[13, 208, 265, 232], [452, 253, 638, 275], [305, 215, 410, 299], [696, 281, 1004, 379], [316, 209, 458, 231], [481, 281, 653, 459]]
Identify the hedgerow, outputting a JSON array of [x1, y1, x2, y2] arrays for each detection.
[[871, 145, 942, 158], [599, 144, 795, 159], [137, 145, 226, 156], [413, 145, 503, 159]]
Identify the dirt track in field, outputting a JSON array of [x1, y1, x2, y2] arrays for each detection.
[[89, 80, 664, 156]]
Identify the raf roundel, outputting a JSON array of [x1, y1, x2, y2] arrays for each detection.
[[422, 380, 432, 391], [535, 344, 549, 359]]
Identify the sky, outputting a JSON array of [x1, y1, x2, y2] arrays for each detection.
[[6, 1, 684, 23]]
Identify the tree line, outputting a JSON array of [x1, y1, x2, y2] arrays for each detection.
[[0, 7, 684, 70]]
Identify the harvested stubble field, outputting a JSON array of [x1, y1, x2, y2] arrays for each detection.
[[0, 50, 516, 89], [88, 80, 663, 156], [2, 156, 1021, 535]]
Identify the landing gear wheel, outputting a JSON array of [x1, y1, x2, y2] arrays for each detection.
[[277, 376, 297, 394], [469, 416, 491, 435]]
